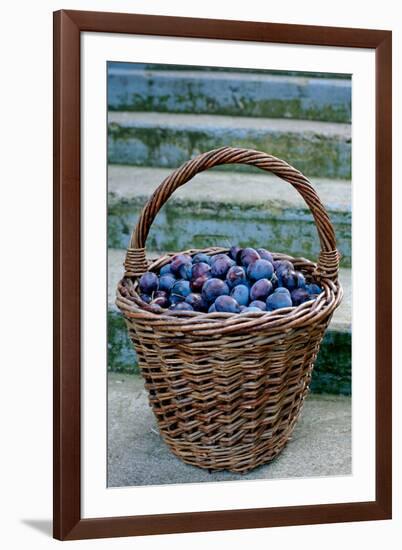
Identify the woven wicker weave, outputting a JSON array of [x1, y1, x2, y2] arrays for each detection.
[[116, 146, 343, 473]]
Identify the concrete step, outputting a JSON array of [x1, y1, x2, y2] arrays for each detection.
[[107, 249, 351, 395], [109, 62, 351, 80], [108, 372, 351, 486], [108, 112, 351, 180], [108, 165, 351, 266], [108, 65, 351, 122]]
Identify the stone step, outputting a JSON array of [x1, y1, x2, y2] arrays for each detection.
[[108, 112, 351, 180], [108, 165, 351, 266], [110, 62, 351, 79], [107, 249, 351, 395], [108, 65, 351, 122]]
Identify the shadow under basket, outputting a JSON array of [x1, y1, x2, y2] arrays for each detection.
[[116, 146, 343, 473]]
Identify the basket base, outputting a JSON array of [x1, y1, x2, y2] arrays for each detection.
[[160, 408, 301, 473]]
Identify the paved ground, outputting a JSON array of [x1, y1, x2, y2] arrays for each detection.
[[108, 372, 351, 488]]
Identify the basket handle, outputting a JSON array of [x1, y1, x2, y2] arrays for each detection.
[[124, 146, 340, 281]]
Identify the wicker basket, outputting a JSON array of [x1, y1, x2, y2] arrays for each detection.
[[116, 146, 343, 473]]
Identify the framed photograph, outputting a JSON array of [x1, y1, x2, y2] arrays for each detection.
[[53, 10, 392, 540]]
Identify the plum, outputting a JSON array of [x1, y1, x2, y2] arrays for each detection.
[[192, 253, 211, 265], [201, 278, 230, 303], [169, 302, 194, 311], [185, 293, 208, 312], [306, 283, 322, 296], [191, 262, 211, 280], [179, 263, 193, 280], [295, 271, 306, 289], [208, 303, 217, 313], [229, 246, 242, 262], [226, 265, 247, 288], [291, 288, 310, 306], [170, 254, 192, 276], [159, 263, 172, 275], [279, 269, 306, 291], [277, 269, 294, 290], [170, 293, 185, 305], [250, 278, 273, 301], [190, 274, 210, 293], [271, 272, 279, 288], [242, 306, 263, 313], [158, 274, 176, 292], [247, 259, 274, 281], [210, 254, 235, 278], [171, 280, 191, 299], [249, 300, 266, 311], [139, 271, 159, 294], [140, 293, 152, 304], [256, 248, 274, 263], [151, 290, 170, 308], [274, 260, 294, 275], [275, 287, 291, 296], [214, 295, 241, 313], [266, 289, 293, 311], [230, 284, 250, 306], [240, 247, 260, 268]]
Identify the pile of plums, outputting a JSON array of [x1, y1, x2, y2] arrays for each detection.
[[138, 247, 322, 313]]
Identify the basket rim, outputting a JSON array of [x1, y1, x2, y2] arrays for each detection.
[[116, 248, 342, 336]]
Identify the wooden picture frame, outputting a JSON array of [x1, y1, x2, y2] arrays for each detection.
[[53, 9, 392, 540]]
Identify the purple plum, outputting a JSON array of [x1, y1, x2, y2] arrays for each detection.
[[306, 283, 322, 296], [185, 293, 208, 312], [191, 262, 211, 280], [291, 288, 310, 306], [159, 263, 172, 275], [171, 280, 191, 298], [226, 265, 247, 288], [158, 274, 176, 292], [179, 262, 193, 280], [210, 254, 235, 278], [190, 274, 210, 293], [247, 259, 274, 281], [250, 278, 273, 301], [214, 295, 241, 313], [192, 253, 211, 265], [169, 302, 194, 311], [139, 272, 159, 294], [266, 288, 293, 311], [170, 254, 192, 276], [240, 248, 260, 268], [230, 284, 250, 306], [201, 278, 230, 303], [249, 300, 266, 311], [140, 293, 152, 304], [274, 260, 294, 275], [151, 290, 169, 308], [256, 248, 274, 263], [229, 246, 242, 262]]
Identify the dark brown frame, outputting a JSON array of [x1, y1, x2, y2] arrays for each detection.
[[53, 9, 392, 541]]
